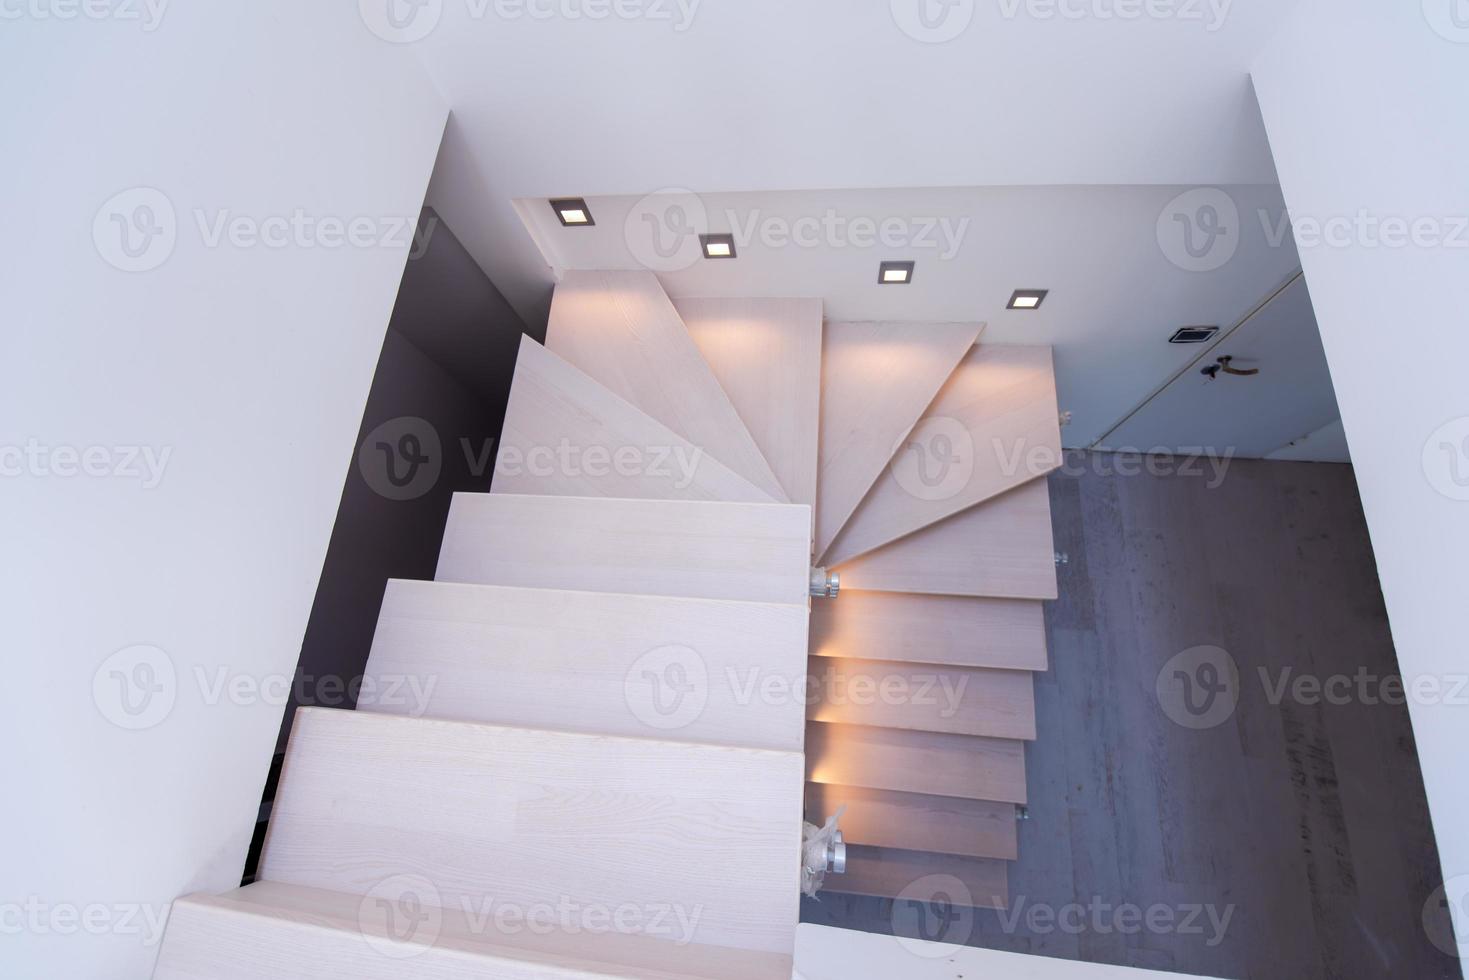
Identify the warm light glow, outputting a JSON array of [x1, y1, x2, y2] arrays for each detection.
[[559, 208, 589, 224], [883, 268, 909, 283], [705, 241, 731, 257]]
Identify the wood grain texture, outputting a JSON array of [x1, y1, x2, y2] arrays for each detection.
[[805, 784, 1018, 860], [822, 846, 1009, 909], [805, 656, 1036, 740], [806, 721, 1027, 804], [155, 882, 792, 980], [814, 321, 984, 558], [437, 493, 811, 605], [823, 345, 1062, 566], [546, 271, 786, 500], [834, 478, 1058, 600], [676, 297, 823, 515], [493, 336, 772, 503], [259, 708, 803, 956], [809, 592, 1048, 671], [363, 580, 808, 751]]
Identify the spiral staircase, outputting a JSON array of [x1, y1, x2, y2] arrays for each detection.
[[149, 269, 1061, 978]]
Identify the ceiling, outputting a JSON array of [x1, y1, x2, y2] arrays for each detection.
[[398, 0, 1322, 452]]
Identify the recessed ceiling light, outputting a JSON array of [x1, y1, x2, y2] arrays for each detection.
[[1007, 289, 1048, 310], [550, 198, 594, 227], [879, 260, 915, 284], [700, 233, 737, 259], [1169, 325, 1220, 344]]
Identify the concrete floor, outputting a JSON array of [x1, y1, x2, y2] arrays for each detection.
[[801, 453, 1460, 980]]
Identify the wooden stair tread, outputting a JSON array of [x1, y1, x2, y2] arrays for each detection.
[[822, 845, 1009, 909], [677, 297, 823, 514], [436, 493, 811, 605], [806, 784, 1018, 861], [363, 580, 808, 751], [823, 344, 1062, 566], [494, 336, 772, 503], [814, 321, 984, 559], [259, 708, 803, 956], [805, 656, 1036, 741], [546, 271, 787, 501], [810, 591, 1048, 671], [833, 478, 1058, 600], [155, 882, 790, 980], [806, 721, 1027, 804]]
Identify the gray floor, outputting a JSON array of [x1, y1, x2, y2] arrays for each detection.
[[801, 453, 1460, 979]]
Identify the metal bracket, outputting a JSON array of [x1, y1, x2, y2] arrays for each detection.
[[824, 831, 847, 874], [1054, 552, 1069, 566], [809, 567, 840, 599]]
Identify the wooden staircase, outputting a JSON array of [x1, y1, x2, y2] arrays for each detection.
[[151, 270, 1059, 975]]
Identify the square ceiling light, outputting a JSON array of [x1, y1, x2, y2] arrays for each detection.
[[879, 260, 915, 284], [1006, 289, 1048, 310], [1169, 326, 1220, 344], [700, 233, 737, 259], [550, 198, 594, 226]]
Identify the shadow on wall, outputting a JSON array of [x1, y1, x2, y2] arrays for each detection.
[[243, 208, 535, 880]]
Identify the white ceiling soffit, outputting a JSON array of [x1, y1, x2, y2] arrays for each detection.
[[521, 184, 1302, 449], [412, 0, 1303, 321]]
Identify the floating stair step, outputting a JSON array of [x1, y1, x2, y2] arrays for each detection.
[[546, 271, 787, 500], [363, 580, 808, 751], [154, 881, 790, 980], [804, 657, 1036, 740], [823, 345, 1062, 567], [809, 592, 1047, 671], [677, 297, 823, 513], [833, 478, 1058, 600], [805, 784, 1018, 860], [494, 336, 771, 503], [436, 493, 811, 605], [822, 845, 1009, 909], [805, 721, 1026, 804], [259, 708, 803, 956], [814, 321, 984, 559]]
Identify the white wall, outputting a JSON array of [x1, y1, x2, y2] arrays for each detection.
[[1253, 0, 1469, 954], [795, 924, 1225, 979], [0, 6, 445, 977]]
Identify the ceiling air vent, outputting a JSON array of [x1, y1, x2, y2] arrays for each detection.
[[1169, 326, 1219, 344]]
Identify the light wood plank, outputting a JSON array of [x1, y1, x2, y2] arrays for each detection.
[[805, 784, 1018, 860], [823, 344, 1062, 566], [805, 721, 1027, 804], [494, 336, 772, 503], [546, 271, 787, 500], [833, 478, 1058, 599], [814, 321, 984, 559], [676, 297, 823, 515], [809, 592, 1048, 671], [822, 845, 1009, 908], [437, 493, 811, 605], [155, 882, 791, 980], [259, 708, 803, 957], [805, 656, 1036, 740], [363, 580, 808, 751]]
